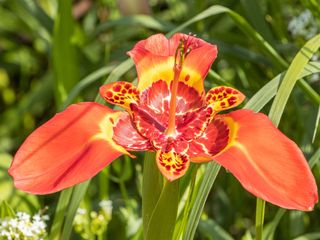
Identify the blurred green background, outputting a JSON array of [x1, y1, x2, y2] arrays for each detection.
[[0, 0, 319, 239]]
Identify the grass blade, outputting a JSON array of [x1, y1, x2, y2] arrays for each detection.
[[182, 162, 221, 240], [269, 34, 320, 126]]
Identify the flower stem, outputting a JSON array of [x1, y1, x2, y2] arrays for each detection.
[[176, 165, 198, 239], [255, 198, 266, 240]]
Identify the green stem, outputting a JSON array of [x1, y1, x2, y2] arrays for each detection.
[[119, 180, 129, 204], [255, 198, 266, 240], [49, 188, 73, 240], [177, 165, 199, 239]]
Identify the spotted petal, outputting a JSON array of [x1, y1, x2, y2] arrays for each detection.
[[156, 150, 190, 181], [190, 109, 318, 210], [100, 81, 140, 111], [206, 86, 245, 112], [9, 103, 131, 194]]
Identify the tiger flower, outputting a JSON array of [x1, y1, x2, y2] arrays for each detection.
[[9, 33, 318, 211]]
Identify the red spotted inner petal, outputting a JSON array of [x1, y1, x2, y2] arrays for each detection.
[[156, 150, 190, 181], [100, 82, 140, 111], [206, 86, 245, 112], [187, 118, 230, 161]]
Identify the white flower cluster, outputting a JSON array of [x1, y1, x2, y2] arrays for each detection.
[[0, 212, 48, 240], [288, 10, 318, 39]]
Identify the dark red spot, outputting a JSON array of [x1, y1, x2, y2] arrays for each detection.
[[212, 96, 216, 101], [185, 74, 190, 81], [226, 88, 232, 94], [121, 89, 126, 94], [228, 99, 235, 105], [114, 96, 120, 100], [223, 92, 227, 97], [125, 84, 131, 89], [214, 89, 219, 94], [106, 91, 113, 98], [230, 96, 237, 101], [128, 89, 133, 94], [165, 165, 171, 171], [220, 102, 226, 106], [109, 118, 114, 124], [119, 101, 125, 105], [113, 85, 121, 92], [233, 90, 238, 94]]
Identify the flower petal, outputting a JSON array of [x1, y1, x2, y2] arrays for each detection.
[[214, 110, 317, 210], [127, 33, 217, 95], [139, 80, 204, 127], [9, 103, 130, 194], [206, 86, 245, 113], [113, 112, 154, 151], [156, 150, 190, 181], [100, 81, 140, 111], [187, 117, 230, 162]]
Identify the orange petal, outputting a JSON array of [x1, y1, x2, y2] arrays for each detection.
[[127, 33, 217, 95], [206, 86, 245, 112], [100, 81, 140, 111], [9, 103, 130, 194], [156, 150, 190, 181], [214, 110, 318, 211]]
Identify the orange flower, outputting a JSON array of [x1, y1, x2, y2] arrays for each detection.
[[9, 33, 318, 211]]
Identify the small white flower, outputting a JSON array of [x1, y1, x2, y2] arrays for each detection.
[[288, 10, 318, 39], [99, 200, 113, 216]]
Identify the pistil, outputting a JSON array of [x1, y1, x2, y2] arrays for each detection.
[[165, 40, 186, 136]]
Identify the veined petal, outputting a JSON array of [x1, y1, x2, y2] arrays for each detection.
[[100, 82, 140, 111], [156, 150, 190, 181], [188, 117, 230, 162], [139, 80, 204, 127], [213, 110, 317, 210], [113, 112, 153, 151], [127, 33, 217, 95], [9, 103, 130, 194]]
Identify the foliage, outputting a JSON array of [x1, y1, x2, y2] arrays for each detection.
[[0, 0, 319, 239]]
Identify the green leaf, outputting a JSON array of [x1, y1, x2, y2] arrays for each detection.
[[0, 201, 15, 218], [269, 34, 320, 126], [53, 0, 79, 106], [292, 233, 320, 240], [61, 65, 115, 110], [245, 62, 320, 112], [182, 162, 221, 240], [49, 188, 73, 240], [145, 180, 180, 240], [61, 181, 90, 240], [94, 15, 174, 36], [142, 151, 163, 238], [198, 219, 234, 240]]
